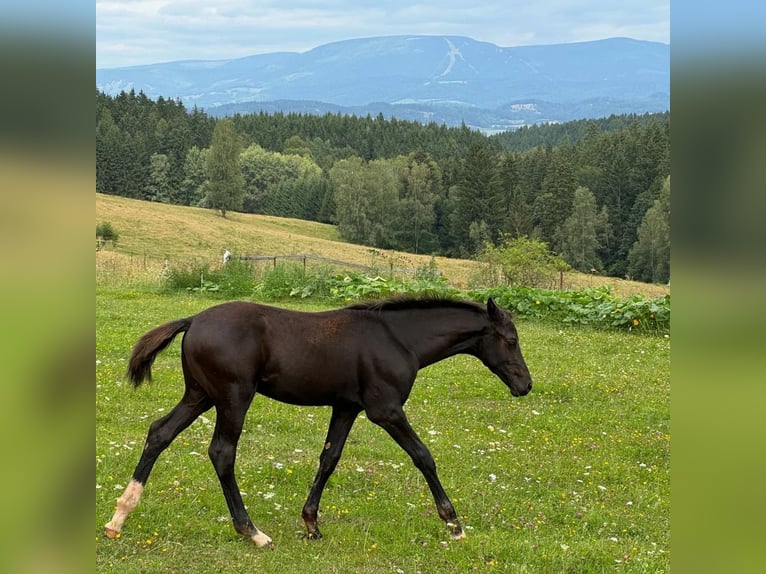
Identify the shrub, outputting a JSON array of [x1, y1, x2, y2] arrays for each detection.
[[96, 221, 119, 248], [477, 235, 570, 288]]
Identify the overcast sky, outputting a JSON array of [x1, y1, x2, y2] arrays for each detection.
[[96, 0, 670, 69]]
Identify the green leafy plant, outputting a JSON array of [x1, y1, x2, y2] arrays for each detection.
[[324, 270, 461, 302], [214, 258, 257, 296], [162, 258, 254, 297], [254, 262, 334, 300], [470, 285, 669, 333], [327, 273, 407, 301], [161, 258, 668, 332]]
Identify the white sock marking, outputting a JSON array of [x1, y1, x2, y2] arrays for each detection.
[[104, 479, 144, 536], [251, 530, 273, 548]]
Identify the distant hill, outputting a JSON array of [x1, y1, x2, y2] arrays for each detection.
[[96, 35, 669, 130]]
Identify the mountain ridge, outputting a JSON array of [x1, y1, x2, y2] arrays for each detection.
[[96, 35, 669, 129]]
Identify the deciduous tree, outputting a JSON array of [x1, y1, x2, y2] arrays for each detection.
[[628, 176, 670, 283], [145, 153, 171, 203], [204, 119, 244, 217], [555, 186, 605, 272]]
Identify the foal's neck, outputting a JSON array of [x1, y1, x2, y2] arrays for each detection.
[[382, 307, 487, 368]]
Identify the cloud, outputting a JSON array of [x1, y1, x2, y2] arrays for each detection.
[[96, 0, 669, 68]]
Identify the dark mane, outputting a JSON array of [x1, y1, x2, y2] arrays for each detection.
[[346, 296, 484, 313]]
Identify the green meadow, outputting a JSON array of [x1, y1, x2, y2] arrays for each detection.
[[97, 196, 669, 572], [96, 288, 669, 573]]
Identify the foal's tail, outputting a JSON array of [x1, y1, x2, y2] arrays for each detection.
[[126, 317, 193, 387]]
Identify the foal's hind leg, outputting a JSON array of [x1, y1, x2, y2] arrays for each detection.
[[208, 391, 273, 548], [104, 388, 212, 538]]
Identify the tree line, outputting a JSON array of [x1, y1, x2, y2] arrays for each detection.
[[96, 89, 670, 283]]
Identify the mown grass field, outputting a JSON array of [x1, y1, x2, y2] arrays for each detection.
[[96, 286, 669, 573], [96, 193, 670, 299]]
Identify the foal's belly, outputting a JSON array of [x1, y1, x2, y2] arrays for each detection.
[[256, 369, 360, 407]]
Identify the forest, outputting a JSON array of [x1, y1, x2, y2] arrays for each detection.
[[96, 89, 670, 283]]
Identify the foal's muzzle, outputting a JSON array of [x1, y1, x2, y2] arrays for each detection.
[[509, 380, 532, 397]]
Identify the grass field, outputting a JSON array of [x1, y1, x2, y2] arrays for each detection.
[[96, 286, 669, 573]]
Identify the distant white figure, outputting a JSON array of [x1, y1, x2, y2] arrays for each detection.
[[223, 249, 231, 264]]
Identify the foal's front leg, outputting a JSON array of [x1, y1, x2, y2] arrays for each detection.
[[302, 406, 360, 539], [366, 405, 466, 540]]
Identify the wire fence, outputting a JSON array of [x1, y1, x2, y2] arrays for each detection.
[[238, 253, 422, 275]]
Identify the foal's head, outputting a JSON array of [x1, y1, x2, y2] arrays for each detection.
[[477, 298, 533, 397]]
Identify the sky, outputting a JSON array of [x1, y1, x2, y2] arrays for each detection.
[[96, 0, 670, 69]]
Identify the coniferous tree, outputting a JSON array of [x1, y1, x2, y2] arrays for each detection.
[[96, 108, 125, 195], [534, 150, 577, 243], [449, 139, 501, 256], [317, 177, 337, 224], [517, 146, 549, 208], [506, 186, 534, 238], [497, 152, 521, 222]]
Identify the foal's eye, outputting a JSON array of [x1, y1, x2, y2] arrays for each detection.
[[505, 337, 517, 348]]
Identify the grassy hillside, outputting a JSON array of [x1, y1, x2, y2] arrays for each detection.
[[96, 193, 669, 298]]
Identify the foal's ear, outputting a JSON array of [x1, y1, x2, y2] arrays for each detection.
[[487, 297, 501, 320]]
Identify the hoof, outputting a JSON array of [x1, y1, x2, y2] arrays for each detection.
[[104, 526, 120, 539], [446, 521, 466, 541], [306, 529, 323, 541], [251, 531, 274, 549]]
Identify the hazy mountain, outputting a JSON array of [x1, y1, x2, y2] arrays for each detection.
[[96, 35, 669, 130]]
